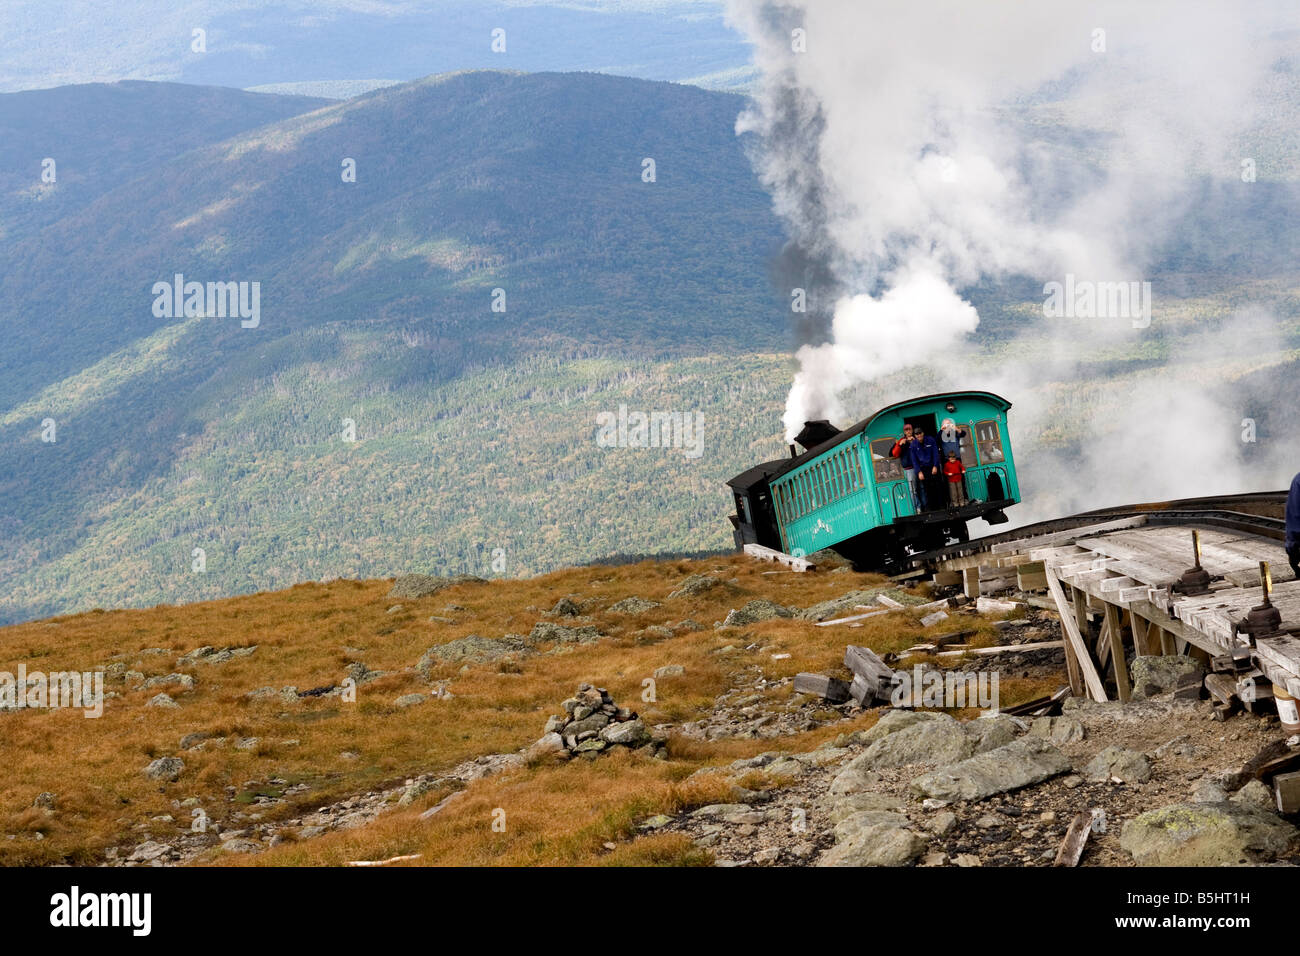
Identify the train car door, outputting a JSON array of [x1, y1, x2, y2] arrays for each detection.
[[868, 436, 911, 518]]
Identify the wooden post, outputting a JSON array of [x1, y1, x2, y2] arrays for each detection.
[[1157, 625, 1175, 655], [1128, 611, 1153, 657], [1104, 601, 1132, 702], [1045, 565, 1108, 702]]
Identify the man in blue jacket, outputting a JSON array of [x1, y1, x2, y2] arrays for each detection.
[[890, 423, 919, 510], [1287, 472, 1300, 577], [910, 426, 942, 511]]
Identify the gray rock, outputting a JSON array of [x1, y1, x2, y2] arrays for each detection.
[[549, 597, 581, 616], [524, 732, 568, 761], [179, 732, 217, 750], [147, 693, 180, 708], [609, 597, 661, 614], [1231, 779, 1274, 810], [143, 757, 185, 782], [600, 719, 650, 748], [221, 838, 264, 854], [1119, 802, 1298, 866], [33, 792, 56, 810], [565, 713, 610, 737], [967, 714, 1023, 753], [528, 622, 602, 645], [1082, 746, 1152, 784], [1028, 716, 1085, 745], [819, 824, 927, 867], [128, 841, 170, 862], [912, 737, 1071, 802], [388, 573, 484, 599], [834, 810, 912, 843], [859, 713, 973, 769], [417, 635, 528, 675], [798, 589, 907, 622], [824, 792, 905, 823], [234, 736, 260, 750], [668, 575, 735, 599], [828, 753, 884, 796], [1130, 655, 1205, 700], [653, 665, 685, 679], [397, 780, 438, 806], [1191, 779, 1229, 803], [141, 673, 194, 691], [719, 600, 793, 627], [393, 694, 427, 708]]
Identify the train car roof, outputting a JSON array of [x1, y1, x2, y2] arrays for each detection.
[[760, 390, 1013, 485], [725, 458, 790, 492]]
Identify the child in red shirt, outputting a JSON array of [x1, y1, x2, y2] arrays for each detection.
[[943, 452, 967, 507]]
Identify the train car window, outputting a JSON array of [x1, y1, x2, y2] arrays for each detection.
[[974, 419, 1006, 464], [847, 449, 860, 489], [838, 454, 848, 496], [870, 437, 903, 483], [814, 463, 825, 508], [960, 422, 978, 468], [831, 455, 843, 499]]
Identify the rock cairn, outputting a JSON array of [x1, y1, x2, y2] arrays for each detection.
[[527, 684, 666, 761]]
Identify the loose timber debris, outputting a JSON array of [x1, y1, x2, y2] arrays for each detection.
[[844, 644, 898, 705], [1053, 810, 1094, 867], [793, 673, 851, 703]]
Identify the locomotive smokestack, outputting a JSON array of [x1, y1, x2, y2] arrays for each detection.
[[794, 419, 841, 451], [789, 443, 797, 458]]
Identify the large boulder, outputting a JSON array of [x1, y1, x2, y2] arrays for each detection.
[[388, 573, 484, 599], [818, 819, 928, 867], [668, 575, 738, 599], [720, 600, 793, 628], [1130, 655, 1205, 700], [1119, 802, 1297, 866], [967, 715, 1024, 753], [417, 635, 528, 675], [1028, 716, 1085, 746], [911, 737, 1071, 802], [858, 713, 973, 769], [798, 590, 884, 622], [528, 622, 602, 645], [1082, 746, 1152, 784], [143, 757, 184, 782]]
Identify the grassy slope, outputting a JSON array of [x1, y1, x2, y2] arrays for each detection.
[[0, 553, 1055, 866]]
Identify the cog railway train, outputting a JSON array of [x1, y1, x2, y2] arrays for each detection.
[[726, 391, 1021, 572]]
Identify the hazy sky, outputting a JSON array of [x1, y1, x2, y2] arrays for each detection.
[[0, 0, 755, 96]]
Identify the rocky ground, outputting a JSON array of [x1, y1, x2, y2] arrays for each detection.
[[92, 569, 1300, 867]]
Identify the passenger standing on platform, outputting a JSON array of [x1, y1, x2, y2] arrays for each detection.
[[939, 418, 966, 460], [890, 423, 920, 510], [943, 452, 967, 508], [1287, 472, 1300, 577], [911, 426, 942, 511]]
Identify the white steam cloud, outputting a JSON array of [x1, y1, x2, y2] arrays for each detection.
[[725, 0, 1296, 451]]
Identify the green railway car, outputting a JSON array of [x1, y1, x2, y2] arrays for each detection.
[[726, 391, 1019, 570]]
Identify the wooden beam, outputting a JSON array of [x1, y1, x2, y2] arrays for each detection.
[[1104, 601, 1132, 702], [744, 544, 815, 572], [1045, 564, 1108, 702], [1053, 810, 1094, 867]]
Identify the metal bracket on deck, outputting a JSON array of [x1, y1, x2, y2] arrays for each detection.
[[1234, 561, 1285, 646]]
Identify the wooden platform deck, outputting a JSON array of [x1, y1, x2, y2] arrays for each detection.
[[934, 520, 1300, 703]]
